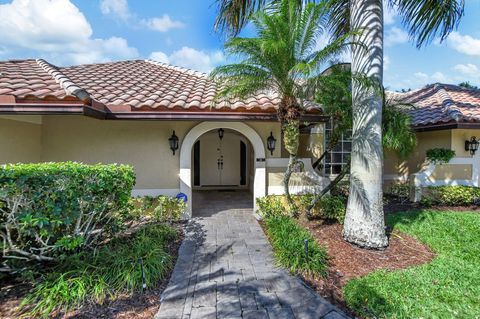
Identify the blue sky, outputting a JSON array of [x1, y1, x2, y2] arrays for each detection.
[[0, 0, 479, 91]]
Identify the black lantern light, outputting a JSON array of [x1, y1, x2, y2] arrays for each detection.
[[267, 131, 276, 155], [465, 136, 479, 155], [169, 130, 179, 155], [218, 128, 224, 140]]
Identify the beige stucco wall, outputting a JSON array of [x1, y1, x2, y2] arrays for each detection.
[[40, 116, 198, 189], [450, 129, 480, 157], [0, 117, 42, 164], [429, 164, 472, 180], [37, 116, 282, 190], [248, 121, 282, 158]]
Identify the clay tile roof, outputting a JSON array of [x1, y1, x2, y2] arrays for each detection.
[[0, 59, 66, 99], [387, 83, 480, 128], [0, 58, 322, 113]]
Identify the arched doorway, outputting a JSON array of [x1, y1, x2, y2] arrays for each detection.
[[179, 122, 266, 218]]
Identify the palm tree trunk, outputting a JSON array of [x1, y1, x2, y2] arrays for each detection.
[[343, 0, 388, 248], [283, 153, 298, 216]]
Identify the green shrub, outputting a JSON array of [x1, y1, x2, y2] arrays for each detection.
[[331, 181, 350, 198], [421, 186, 480, 206], [0, 162, 135, 271], [426, 148, 456, 164], [152, 196, 185, 222], [385, 182, 411, 203], [263, 215, 328, 276], [317, 196, 346, 224], [256, 196, 286, 218], [21, 224, 177, 317]]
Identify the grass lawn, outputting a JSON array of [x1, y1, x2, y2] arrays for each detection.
[[343, 210, 480, 319]]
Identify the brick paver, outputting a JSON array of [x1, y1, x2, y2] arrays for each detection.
[[155, 192, 349, 319]]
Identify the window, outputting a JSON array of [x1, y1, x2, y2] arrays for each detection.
[[323, 120, 352, 176]]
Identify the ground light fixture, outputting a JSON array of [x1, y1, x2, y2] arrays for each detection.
[[465, 136, 479, 155], [267, 131, 276, 155], [218, 128, 224, 140], [169, 130, 179, 155]]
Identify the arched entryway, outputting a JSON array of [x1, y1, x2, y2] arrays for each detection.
[[179, 122, 266, 218]]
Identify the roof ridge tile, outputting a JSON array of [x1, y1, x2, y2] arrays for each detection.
[[36, 59, 90, 103], [434, 84, 464, 122], [144, 59, 208, 78]]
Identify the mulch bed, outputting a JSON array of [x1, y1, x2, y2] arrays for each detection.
[[0, 223, 184, 319], [297, 216, 436, 317]]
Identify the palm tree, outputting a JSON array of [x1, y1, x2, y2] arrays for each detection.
[[214, 0, 464, 248], [211, 0, 350, 214]]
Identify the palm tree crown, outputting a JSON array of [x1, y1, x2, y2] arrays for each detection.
[[211, 0, 348, 123]]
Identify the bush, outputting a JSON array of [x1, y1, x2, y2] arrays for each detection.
[[263, 215, 328, 277], [257, 194, 346, 224], [256, 196, 286, 218], [152, 196, 185, 222], [21, 224, 178, 317], [426, 148, 456, 164], [318, 196, 346, 224], [127, 196, 185, 222], [385, 182, 411, 203], [0, 162, 135, 270], [331, 181, 349, 198], [421, 186, 480, 206]]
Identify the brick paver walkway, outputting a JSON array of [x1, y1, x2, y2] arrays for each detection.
[[155, 191, 349, 319]]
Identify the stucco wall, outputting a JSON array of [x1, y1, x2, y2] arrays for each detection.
[[429, 164, 472, 180], [39, 116, 282, 191], [451, 129, 480, 157], [0, 117, 42, 164], [40, 116, 198, 190], [248, 121, 282, 158]]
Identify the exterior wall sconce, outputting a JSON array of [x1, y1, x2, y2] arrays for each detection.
[[169, 130, 179, 155], [267, 131, 276, 155], [465, 136, 479, 155], [218, 128, 224, 140]]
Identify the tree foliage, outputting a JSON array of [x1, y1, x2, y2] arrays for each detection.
[[211, 0, 350, 213]]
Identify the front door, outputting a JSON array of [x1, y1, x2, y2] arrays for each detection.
[[195, 130, 247, 187]]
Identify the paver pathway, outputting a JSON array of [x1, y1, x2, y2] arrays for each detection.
[[155, 194, 349, 319]]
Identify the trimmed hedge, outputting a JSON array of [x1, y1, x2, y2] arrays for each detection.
[[421, 186, 480, 206], [256, 194, 346, 224], [0, 162, 135, 270]]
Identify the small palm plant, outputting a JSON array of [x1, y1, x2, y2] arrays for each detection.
[[211, 0, 350, 214]]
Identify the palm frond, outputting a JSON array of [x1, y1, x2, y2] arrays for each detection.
[[393, 0, 465, 47]]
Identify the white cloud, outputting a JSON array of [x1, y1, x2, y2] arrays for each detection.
[[100, 0, 130, 20], [384, 55, 391, 71], [383, 1, 397, 25], [447, 32, 480, 56], [142, 14, 184, 32], [149, 51, 169, 64], [384, 27, 408, 47], [0, 0, 138, 65], [414, 72, 429, 82], [454, 63, 479, 77], [431, 72, 447, 82], [149, 47, 225, 73]]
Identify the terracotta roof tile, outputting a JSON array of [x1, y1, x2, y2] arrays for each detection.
[[388, 83, 480, 127], [0, 58, 321, 113]]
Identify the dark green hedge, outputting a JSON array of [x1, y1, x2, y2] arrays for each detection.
[[0, 162, 136, 269]]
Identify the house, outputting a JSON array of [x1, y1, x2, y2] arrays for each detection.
[[1, 59, 479, 215], [0, 59, 329, 216], [384, 84, 480, 199]]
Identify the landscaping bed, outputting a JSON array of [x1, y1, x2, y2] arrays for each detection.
[[1, 163, 187, 319], [297, 216, 435, 316], [0, 222, 183, 319]]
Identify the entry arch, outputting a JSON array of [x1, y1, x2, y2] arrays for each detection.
[[179, 121, 266, 217]]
